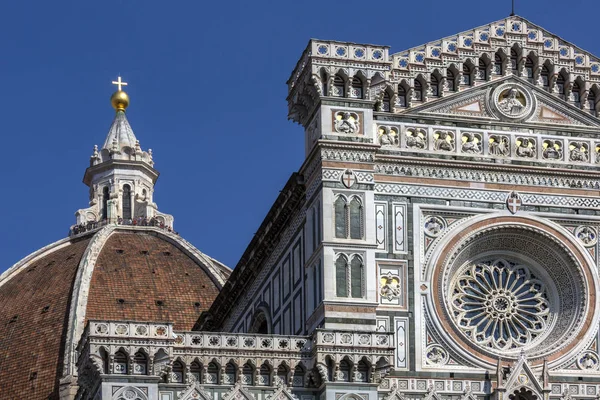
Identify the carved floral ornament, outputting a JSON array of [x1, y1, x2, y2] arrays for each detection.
[[423, 215, 598, 367]]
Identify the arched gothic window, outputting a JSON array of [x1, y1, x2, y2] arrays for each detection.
[[477, 59, 487, 81], [510, 49, 519, 73], [224, 362, 237, 385], [397, 85, 407, 107], [525, 57, 534, 81], [382, 91, 391, 111], [356, 360, 370, 383], [334, 196, 348, 238], [336, 254, 364, 299], [588, 91, 597, 115], [541, 65, 550, 88], [320, 70, 328, 96], [249, 309, 270, 334], [351, 77, 363, 99], [462, 64, 471, 85], [334, 195, 363, 240], [258, 364, 271, 386], [190, 361, 202, 383], [102, 186, 109, 220], [557, 73, 566, 99], [207, 362, 219, 384], [446, 70, 456, 91], [339, 360, 352, 382], [114, 350, 128, 375], [132, 352, 147, 375], [276, 365, 288, 385], [242, 363, 254, 385], [349, 197, 363, 240], [122, 184, 132, 220], [414, 79, 423, 101], [572, 81, 581, 106], [494, 53, 503, 75], [335, 255, 349, 298], [431, 74, 439, 97], [292, 365, 305, 387], [350, 255, 364, 298], [172, 360, 185, 383], [332, 75, 345, 97]]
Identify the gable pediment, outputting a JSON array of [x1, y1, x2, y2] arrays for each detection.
[[405, 77, 600, 128]]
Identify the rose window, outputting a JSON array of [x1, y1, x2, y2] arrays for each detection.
[[451, 259, 550, 350]]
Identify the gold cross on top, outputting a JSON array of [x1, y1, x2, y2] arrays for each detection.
[[112, 76, 128, 91]]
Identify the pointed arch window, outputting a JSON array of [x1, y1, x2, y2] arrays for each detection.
[[382, 91, 391, 111], [339, 360, 352, 382], [172, 360, 185, 383], [122, 184, 132, 220], [114, 350, 128, 374], [588, 91, 596, 115], [510, 49, 519, 73], [320, 70, 328, 96], [335, 255, 349, 298], [477, 59, 487, 81], [557, 73, 566, 99], [276, 365, 288, 385], [224, 362, 237, 385], [572, 81, 581, 105], [207, 362, 219, 384], [350, 255, 364, 298], [132, 352, 147, 375], [525, 57, 534, 81], [258, 364, 271, 386], [462, 64, 471, 86], [397, 85, 407, 107], [334, 195, 363, 240], [414, 79, 423, 101], [431, 74, 439, 97], [541, 65, 550, 88], [102, 186, 109, 220], [446, 70, 456, 91], [335, 254, 364, 299], [494, 53, 503, 75], [356, 360, 370, 383], [292, 365, 305, 387], [190, 361, 202, 383], [242, 363, 254, 385], [350, 77, 363, 99], [332, 74, 345, 97]]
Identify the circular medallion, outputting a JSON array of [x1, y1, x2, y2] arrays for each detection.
[[490, 83, 536, 121]]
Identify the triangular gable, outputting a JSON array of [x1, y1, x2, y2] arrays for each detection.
[[178, 383, 212, 400], [502, 352, 545, 396], [265, 383, 299, 400], [222, 383, 256, 400], [383, 383, 407, 400], [406, 76, 600, 127]]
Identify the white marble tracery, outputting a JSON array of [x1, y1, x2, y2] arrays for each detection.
[[450, 259, 550, 351]]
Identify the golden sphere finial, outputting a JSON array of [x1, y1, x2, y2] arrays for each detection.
[[110, 76, 129, 112], [111, 90, 130, 111]]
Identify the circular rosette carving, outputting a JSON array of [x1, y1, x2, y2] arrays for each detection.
[[450, 259, 550, 350], [489, 83, 536, 121]]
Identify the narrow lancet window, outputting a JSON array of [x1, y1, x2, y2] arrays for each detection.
[[336, 255, 349, 297]]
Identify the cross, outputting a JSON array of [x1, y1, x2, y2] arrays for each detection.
[[112, 76, 128, 91], [507, 193, 521, 214], [343, 170, 355, 188], [510, 0, 515, 16]]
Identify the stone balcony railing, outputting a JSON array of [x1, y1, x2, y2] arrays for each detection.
[[79, 320, 395, 385], [375, 122, 600, 168]]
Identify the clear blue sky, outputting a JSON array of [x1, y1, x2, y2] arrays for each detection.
[[0, 0, 597, 272]]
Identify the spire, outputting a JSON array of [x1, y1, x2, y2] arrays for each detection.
[[75, 77, 174, 230]]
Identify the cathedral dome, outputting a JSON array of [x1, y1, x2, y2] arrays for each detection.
[[0, 225, 230, 399], [0, 79, 231, 399]]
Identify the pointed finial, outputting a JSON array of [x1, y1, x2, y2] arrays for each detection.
[[510, 0, 515, 16], [110, 76, 130, 112]]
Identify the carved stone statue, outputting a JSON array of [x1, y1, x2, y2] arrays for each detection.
[[498, 88, 525, 116], [334, 112, 360, 134]]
